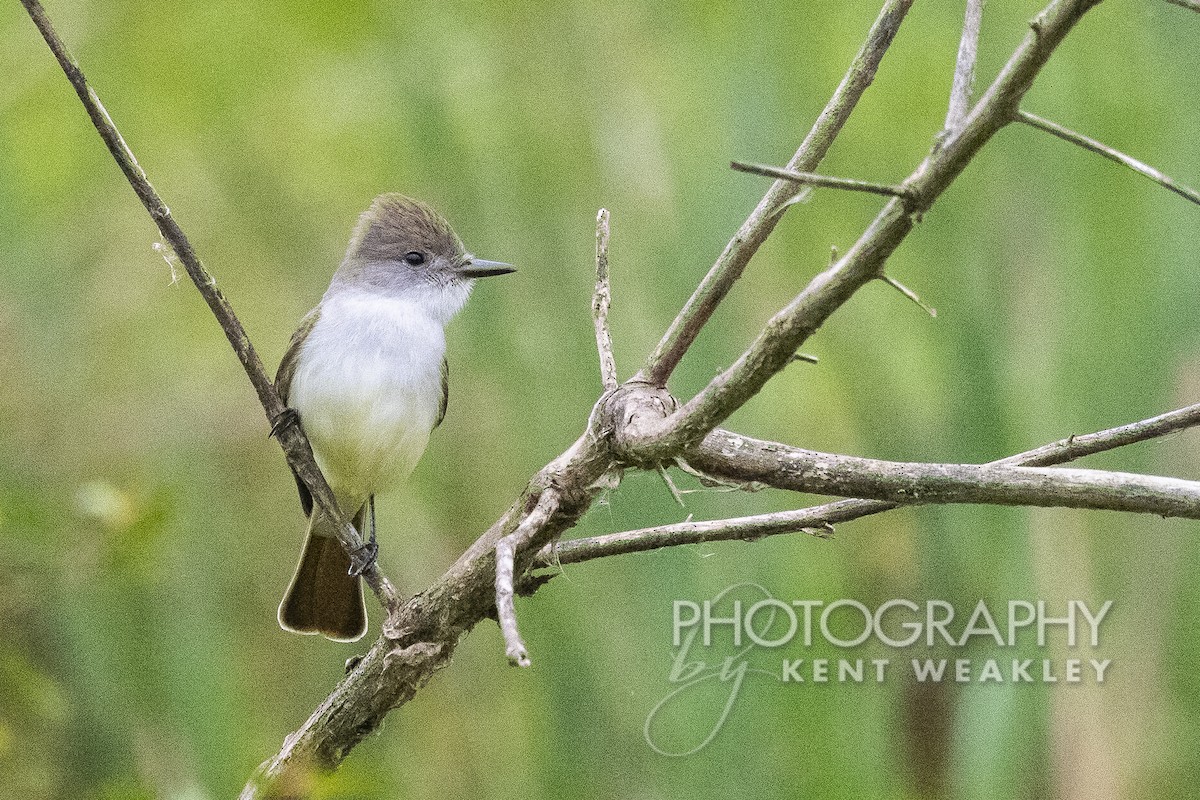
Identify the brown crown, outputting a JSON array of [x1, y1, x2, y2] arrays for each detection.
[[347, 194, 465, 263]]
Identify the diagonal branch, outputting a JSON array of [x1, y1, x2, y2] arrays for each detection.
[[244, 437, 615, 796], [637, 0, 915, 387], [547, 399, 1200, 564], [1017, 110, 1200, 207], [945, 0, 987, 132], [17, 0, 400, 610], [620, 0, 1104, 461]]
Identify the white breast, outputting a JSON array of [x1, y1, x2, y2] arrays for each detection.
[[288, 290, 447, 504]]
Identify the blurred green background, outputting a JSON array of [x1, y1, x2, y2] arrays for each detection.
[[2, 0, 1199, 797]]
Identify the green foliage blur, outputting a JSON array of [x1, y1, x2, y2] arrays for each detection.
[[2, 0, 1199, 797]]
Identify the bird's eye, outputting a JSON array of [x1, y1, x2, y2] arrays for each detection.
[[403, 251, 426, 266]]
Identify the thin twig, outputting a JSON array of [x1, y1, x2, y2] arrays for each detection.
[[997, 401, 1200, 467], [657, 465, 686, 507], [536, 508, 840, 566], [1017, 110, 1200, 207], [593, 209, 618, 391], [731, 161, 912, 199], [945, 0, 986, 132], [544, 399, 1200, 564], [637, 0, 915, 387], [495, 490, 560, 666], [17, 0, 401, 611], [881, 275, 937, 317]]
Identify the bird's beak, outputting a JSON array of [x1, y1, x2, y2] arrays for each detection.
[[455, 257, 516, 279]]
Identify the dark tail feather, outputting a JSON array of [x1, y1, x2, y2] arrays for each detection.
[[278, 508, 367, 642]]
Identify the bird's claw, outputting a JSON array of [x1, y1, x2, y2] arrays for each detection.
[[348, 540, 379, 577], [270, 407, 300, 439]]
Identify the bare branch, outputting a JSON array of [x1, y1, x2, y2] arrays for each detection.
[[17, 0, 400, 611], [996, 401, 1200, 467], [536, 507, 838, 567], [621, 0, 1103, 462], [690, 429, 1200, 519], [495, 490, 560, 667], [593, 209, 618, 391], [637, 0, 915, 387], [945, 0, 986, 132], [731, 161, 912, 199], [550, 400, 1200, 564], [1017, 109, 1200, 207], [247, 436, 614, 795], [29, 0, 1138, 788]]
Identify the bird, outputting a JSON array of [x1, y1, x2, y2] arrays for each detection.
[[274, 193, 514, 642]]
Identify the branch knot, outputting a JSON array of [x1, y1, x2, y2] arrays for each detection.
[[598, 381, 680, 467]]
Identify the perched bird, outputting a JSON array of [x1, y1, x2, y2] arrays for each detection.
[[275, 194, 514, 641]]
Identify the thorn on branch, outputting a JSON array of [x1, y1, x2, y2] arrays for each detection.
[[805, 523, 837, 540], [672, 457, 709, 483], [657, 465, 686, 507], [732, 161, 913, 200], [593, 209, 618, 392], [671, 457, 767, 493], [768, 190, 813, 220], [1017, 110, 1200, 207], [792, 353, 820, 364], [880, 275, 937, 317]]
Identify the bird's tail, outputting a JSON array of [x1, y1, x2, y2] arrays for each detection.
[[277, 505, 367, 642]]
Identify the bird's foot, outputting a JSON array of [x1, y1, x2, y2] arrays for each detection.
[[269, 407, 300, 438], [348, 540, 379, 577]]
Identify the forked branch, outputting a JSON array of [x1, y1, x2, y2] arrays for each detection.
[[24, 0, 1166, 794], [637, 0, 916, 386], [621, 0, 1104, 460], [546, 398, 1200, 564]]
